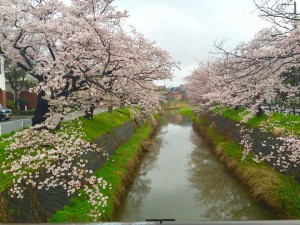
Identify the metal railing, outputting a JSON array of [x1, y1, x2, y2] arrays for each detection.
[[261, 104, 300, 116], [6, 221, 300, 225]]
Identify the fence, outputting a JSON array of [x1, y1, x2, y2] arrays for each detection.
[[261, 104, 300, 116], [0, 119, 32, 135]]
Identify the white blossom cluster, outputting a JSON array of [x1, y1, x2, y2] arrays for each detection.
[[239, 123, 300, 173], [83, 176, 112, 221], [239, 126, 254, 161], [2, 121, 109, 219], [253, 135, 300, 172]]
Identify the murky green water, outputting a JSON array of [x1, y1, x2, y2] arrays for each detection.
[[115, 110, 276, 221]]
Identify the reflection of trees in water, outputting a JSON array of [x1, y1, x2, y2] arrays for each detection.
[[187, 132, 268, 220], [141, 136, 162, 174], [163, 110, 191, 127], [118, 137, 162, 217], [122, 176, 151, 215]]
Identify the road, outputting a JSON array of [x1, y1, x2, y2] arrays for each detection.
[[0, 116, 32, 123]]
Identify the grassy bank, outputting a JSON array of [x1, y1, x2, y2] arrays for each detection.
[[194, 114, 300, 218], [0, 109, 132, 194], [179, 106, 196, 121], [162, 100, 189, 109], [0, 108, 157, 222], [66, 108, 132, 141], [49, 122, 155, 222], [0, 133, 15, 192]]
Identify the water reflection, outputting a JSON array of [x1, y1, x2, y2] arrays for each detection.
[[115, 110, 275, 221], [114, 137, 162, 219], [162, 110, 190, 126], [187, 132, 275, 220]]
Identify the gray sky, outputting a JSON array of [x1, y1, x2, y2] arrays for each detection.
[[114, 0, 270, 87]]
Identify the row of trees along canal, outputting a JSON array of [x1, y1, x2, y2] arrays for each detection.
[[0, 0, 178, 221], [185, 0, 300, 173]]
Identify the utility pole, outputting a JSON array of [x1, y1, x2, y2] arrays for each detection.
[[283, 0, 297, 27], [0, 54, 7, 107], [293, 0, 297, 28], [281, 1, 299, 104], [292, 1, 300, 101], [293, 1, 300, 88], [294, 0, 297, 15]]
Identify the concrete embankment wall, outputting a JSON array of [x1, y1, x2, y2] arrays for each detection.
[[193, 113, 300, 218], [0, 118, 144, 223], [200, 114, 298, 177]]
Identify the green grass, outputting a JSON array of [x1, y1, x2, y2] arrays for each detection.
[[66, 108, 132, 141], [0, 134, 15, 192], [216, 108, 300, 136], [179, 106, 196, 121], [194, 115, 300, 218], [265, 113, 300, 136], [0, 132, 18, 192], [245, 114, 268, 127], [213, 107, 247, 122], [49, 123, 154, 222]]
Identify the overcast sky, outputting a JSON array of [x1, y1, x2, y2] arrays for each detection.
[[114, 0, 270, 87]]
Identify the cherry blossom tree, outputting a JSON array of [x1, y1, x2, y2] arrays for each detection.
[[185, 0, 300, 174], [254, 0, 299, 31], [0, 0, 177, 221], [186, 25, 299, 119], [0, 0, 176, 128]]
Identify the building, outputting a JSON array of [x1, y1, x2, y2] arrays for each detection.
[[166, 86, 186, 101], [0, 55, 37, 110]]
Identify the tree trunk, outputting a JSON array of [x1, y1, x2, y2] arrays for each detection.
[[32, 91, 49, 126], [256, 106, 264, 117], [254, 94, 264, 117], [90, 105, 95, 119], [108, 105, 113, 113], [14, 90, 18, 104], [84, 105, 95, 120]]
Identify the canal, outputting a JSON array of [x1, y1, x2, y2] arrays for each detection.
[[115, 110, 276, 221]]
